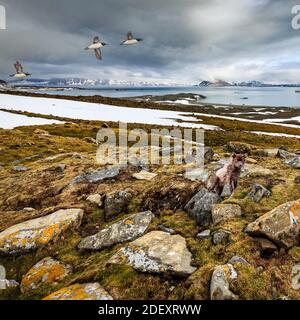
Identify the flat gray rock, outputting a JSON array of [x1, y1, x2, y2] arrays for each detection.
[[78, 211, 154, 251], [184, 168, 210, 182], [70, 165, 122, 185], [197, 230, 211, 239], [285, 157, 300, 169], [228, 256, 248, 265], [132, 170, 157, 181], [277, 149, 296, 159], [108, 231, 196, 276], [241, 164, 273, 178], [13, 165, 28, 172]]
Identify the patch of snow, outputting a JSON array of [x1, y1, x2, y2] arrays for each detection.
[[0, 94, 219, 130], [245, 131, 300, 139], [0, 110, 63, 129], [174, 99, 190, 105], [262, 117, 300, 124], [193, 112, 300, 129], [230, 111, 278, 115]]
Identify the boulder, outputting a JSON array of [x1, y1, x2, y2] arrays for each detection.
[[0, 209, 84, 255], [104, 190, 133, 221], [212, 230, 231, 245], [245, 200, 300, 248], [211, 204, 242, 225], [261, 148, 279, 157], [0, 265, 19, 290], [184, 168, 210, 182], [132, 170, 157, 181], [247, 184, 271, 203], [228, 256, 248, 265], [12, 166, 28, 172], [245, 158, 257, 164], [277, 149, 296, 159], [108, 231, 196, 276], [78, 211, 153, 251], [21, 257, 72, 292], [241, 164, 273, 178], [197, 229, 211, 239], [86, 194, 102, 207], [70, 165, 122, 185], [43, 283, 113, 300], [291, 264, 300, 290], [210, 264, 237, 300], [185, 188, 221, 226], [285, 157, 300, 169], [224, 142, 252, 154]]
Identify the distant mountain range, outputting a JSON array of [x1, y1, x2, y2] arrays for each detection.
[[5, 77, 300, 88], [197, 80, 300, 88], [8, 78, 188, 88]]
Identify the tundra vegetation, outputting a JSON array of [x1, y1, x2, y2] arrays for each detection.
[[0, 98, 300, 300]]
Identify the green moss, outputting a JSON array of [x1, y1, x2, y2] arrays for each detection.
[[184, 263, 215, 300], [288, 247, 300, 263], [230, 264, 272, 300], [127, 197, 142, 214], [159, 210, 198, 238], [89, 208, 105, 224], [101, 265, 137, 288]]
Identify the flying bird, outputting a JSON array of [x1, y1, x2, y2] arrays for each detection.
[[85, 36, 108, 60], [120, 31, 143, 45], [10, 61, 31, 78]]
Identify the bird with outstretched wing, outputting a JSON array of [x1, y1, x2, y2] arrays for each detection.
[[14, 61, 23, 74], [127, 31, 133, 40]]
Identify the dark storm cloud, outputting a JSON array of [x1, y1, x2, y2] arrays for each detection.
[[0, 0, 299, 83]]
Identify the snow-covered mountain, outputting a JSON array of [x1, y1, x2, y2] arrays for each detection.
[[8, 78, 188, 88], [198, 80, 232, 87], [197, 79, 300, 87]]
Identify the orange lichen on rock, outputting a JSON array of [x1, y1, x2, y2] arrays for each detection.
[[43, 283, 113, 300], [21, 257, 72, 292], [0, 209, 84, 255]]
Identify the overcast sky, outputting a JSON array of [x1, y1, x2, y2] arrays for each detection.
[[0, 0, 299, 83]]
